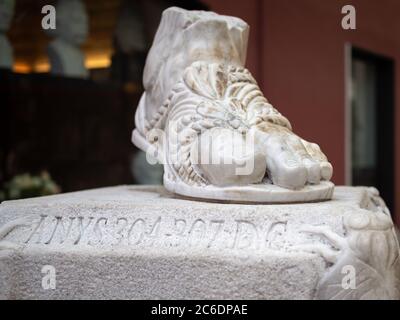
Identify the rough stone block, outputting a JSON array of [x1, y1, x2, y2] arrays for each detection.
[[0, 186, 399, 299]]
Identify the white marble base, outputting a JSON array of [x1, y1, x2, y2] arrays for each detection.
[[0, 186, 399, 299]]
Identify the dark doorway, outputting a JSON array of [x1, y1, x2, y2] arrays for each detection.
[[351, 47, 395, 213]]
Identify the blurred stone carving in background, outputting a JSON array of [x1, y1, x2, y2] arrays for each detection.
[[0, 0, 15, 70], [131, 151, 163, 185], [46, 0, 89, 78], [111, 0, 147, 84]]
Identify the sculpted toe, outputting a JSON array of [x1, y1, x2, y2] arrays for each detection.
[[303, 158, 321, 184], [271, 159, 308, 189], [320, 162, 333, 181]]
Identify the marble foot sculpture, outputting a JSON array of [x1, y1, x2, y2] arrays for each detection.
[[132, 7, 334, 203]]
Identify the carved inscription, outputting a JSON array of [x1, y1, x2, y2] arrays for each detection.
[[22, 214, 289, 251]]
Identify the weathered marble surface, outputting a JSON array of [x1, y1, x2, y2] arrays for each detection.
[[0, 186, 398, 299], [132, 7, 334, 203]]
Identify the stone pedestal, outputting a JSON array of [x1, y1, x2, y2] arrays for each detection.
[[0, 186, 399, 299]]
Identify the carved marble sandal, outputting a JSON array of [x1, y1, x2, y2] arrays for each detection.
[[132, 7, 334, 203]]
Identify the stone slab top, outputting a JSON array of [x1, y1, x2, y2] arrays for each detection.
[[0, 186, 389, 258], [0, 185, 376, 210]]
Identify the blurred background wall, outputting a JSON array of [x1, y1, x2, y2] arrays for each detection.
[[205, 0, 399, 225]]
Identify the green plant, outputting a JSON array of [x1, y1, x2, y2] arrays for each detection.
[[0, 171, 61, 202]]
